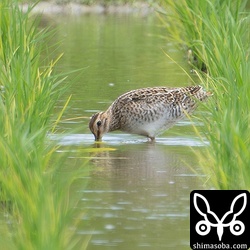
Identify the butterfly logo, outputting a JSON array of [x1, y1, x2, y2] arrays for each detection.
[[193, 193, 247, 241]]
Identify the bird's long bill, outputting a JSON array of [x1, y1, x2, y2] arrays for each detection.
[[94, 131, 102, 141], [95, 136, 102, 141]]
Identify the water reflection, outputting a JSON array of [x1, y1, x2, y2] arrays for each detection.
[[51, 130, 205, 249], [76, 141, 203, 249]]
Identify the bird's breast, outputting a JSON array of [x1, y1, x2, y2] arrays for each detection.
[[118, 106, 184, 137]]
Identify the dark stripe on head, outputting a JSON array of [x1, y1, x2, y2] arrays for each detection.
[[89, 113, 99, 130]]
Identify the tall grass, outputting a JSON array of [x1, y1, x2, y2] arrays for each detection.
[[0, 1, 89, 249], [158, 0, 250, 189]]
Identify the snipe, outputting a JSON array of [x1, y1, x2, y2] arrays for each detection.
[[89, 85, 211, 141]]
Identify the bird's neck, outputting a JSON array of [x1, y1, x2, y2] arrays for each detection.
[[105, 108, 120, 132]]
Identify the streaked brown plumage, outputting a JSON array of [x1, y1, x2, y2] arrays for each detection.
[[89, 85, 211, 141]]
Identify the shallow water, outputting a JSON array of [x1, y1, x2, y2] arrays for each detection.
[[48, 13, 206, 249]]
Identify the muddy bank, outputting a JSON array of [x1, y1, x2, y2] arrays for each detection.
[[21, 1, 154, 15]]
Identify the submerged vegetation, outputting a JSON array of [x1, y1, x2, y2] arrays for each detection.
[[0, 0, 89, 249], [159, 0, 250, 189]]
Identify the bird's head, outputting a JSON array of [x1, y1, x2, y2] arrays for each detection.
[[89, 112, 110, 141]]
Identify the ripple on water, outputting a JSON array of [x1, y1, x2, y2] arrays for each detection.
[[48, 133, 209, 147]]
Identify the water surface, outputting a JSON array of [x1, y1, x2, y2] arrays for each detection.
[[48, 13, 206, 250]]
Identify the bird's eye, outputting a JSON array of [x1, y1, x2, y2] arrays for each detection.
[[97, 121, 102, 126]]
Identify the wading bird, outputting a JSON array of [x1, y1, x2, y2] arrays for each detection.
[[89, 85, 211, 141]]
